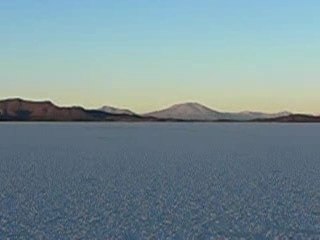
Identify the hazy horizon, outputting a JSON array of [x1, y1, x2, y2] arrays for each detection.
[[0, 96, 314, 115], [1, 1, 319, 114]]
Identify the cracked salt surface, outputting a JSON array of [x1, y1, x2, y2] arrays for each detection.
[[0, 123, 320, 239]]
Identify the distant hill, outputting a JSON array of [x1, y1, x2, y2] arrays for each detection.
[[144, 102, 291, 121], [256, 114, 320, 122], [144, 102, 223, 121], [0, 98, 145, 121], [99, 106, 136, 115], [226, 111, 292, 121]]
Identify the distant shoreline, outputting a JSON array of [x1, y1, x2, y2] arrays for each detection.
[[1, 120, 320, 123], [1, 98, 319, 123]]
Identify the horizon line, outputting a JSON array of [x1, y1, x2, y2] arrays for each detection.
[[1, 96, 318, 116]]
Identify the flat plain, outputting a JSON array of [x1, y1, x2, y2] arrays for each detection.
[[0, 123, 320, 239]]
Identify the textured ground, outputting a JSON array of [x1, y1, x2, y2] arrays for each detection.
[[0, 123, 320, 239]]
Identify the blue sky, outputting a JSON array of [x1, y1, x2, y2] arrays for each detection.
[[0, 0, 319, 113]]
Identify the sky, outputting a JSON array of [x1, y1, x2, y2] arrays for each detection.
[[0, 0, 319, 114]]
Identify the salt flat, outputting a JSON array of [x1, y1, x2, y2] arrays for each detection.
[[0, 123, 320, 239]]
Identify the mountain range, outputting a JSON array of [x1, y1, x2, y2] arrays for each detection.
[[0, 98, 152, 122], [0, 98, 319, 122], [144, 102, 291, 121]]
